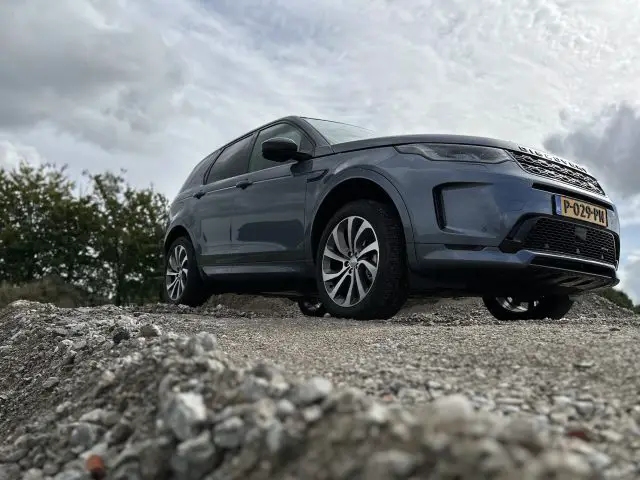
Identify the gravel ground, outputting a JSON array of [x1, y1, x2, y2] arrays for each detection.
[[0, 294, 639, 479]]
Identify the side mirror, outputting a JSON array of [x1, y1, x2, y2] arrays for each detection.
[[262, 137, 311, 162]]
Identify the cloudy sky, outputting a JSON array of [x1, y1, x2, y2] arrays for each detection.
[[2, 0, 640, 300]]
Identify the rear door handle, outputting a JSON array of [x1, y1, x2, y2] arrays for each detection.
[[235, 179, 253, 189], [193, 190, 205, 199]]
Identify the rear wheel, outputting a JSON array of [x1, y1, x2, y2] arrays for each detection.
[[315, 200, 408, 320], [164, 236, 210, 307], [297, 298, 327, 317], [483, 295, 575, 321]]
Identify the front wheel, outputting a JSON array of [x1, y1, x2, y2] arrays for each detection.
[[164, 236, 210, 307], [315, 200, 408, 320], [483, 295, 575, 321]]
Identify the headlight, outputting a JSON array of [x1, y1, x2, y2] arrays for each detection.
[[394, 143, 514, 163]]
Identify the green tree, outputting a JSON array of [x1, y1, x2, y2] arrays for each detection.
[[0, 161, 168, 306], [598, 287, 635, 310], [84, 170, 168, 305], [0, 162, 98, 285]]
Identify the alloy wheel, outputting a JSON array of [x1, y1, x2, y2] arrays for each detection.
[[496, 297, 540, 313], [166, 244, 188, 301], [321, 215, 379, 307]]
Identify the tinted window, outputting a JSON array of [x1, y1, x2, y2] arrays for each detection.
[[249, 123, 313, 172], [205, 135, 253, 184], [178, 151, 219, 192]]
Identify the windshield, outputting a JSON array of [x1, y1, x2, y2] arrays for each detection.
[[302, 117, 377, 145]]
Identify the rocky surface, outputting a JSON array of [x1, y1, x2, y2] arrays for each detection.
[[0, 295, 638, 479]]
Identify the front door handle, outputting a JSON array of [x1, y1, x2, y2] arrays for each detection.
[[235, 179, 253, 189], [193, 190, 205, 199]]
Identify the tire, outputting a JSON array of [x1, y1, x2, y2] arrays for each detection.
[[483, 295, 575, 321], [163, 236, 210, 307], [534, 295, 575, 319], [297, 298, 327, 317], [315, 199, 408, 320]]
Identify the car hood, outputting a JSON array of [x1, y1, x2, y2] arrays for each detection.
[[330, 134, 589, 174]]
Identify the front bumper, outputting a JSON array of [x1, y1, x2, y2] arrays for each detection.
[[397, 158, 620, 296], [409, 244, 619, 297]]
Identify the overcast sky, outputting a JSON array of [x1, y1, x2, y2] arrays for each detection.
[[2, 0, 640, 301]]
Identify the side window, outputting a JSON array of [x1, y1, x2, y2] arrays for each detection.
[[205, 135, 253, 184], [248, 123, 313, 173], [178, 151, 219, 193]]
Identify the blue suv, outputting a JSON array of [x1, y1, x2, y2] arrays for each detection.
[[163, 116, 620, 320]]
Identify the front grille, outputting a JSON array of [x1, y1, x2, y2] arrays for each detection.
[[523, 218, 616, 265], [512, 152, 605, 196]]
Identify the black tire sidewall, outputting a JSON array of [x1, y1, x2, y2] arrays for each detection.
[[164, 236, 206, 306], [315, 200, 407, 319], [297, 299, 327, 317]]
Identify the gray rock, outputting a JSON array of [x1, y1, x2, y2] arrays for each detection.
[[362, 450, 419, 479], [139, 324, 162, 338], [42, 377, 59, 390], [292, 377, 333, 406], [107, 420, 134, 446], [186, 332, 218, 356], [69, 423, 100, 451], [171, 431, 217, 480], [0, 463, 21, 480], [213, 416, 245, 449], [276, 399, 296, 418], [23, 468, 44, 480], [112, 327, 131, 345], [164, 392, 208, 441], [0, 446, 28, 463], [52, 471, 86, 480]]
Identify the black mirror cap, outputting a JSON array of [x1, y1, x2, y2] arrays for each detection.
[[262, 137, 312, 162]]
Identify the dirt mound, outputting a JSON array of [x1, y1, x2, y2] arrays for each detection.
[[0, 301, 615, 479], [0, 276, 107, 309]]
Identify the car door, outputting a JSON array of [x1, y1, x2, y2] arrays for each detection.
[[193, 133, 253, 270], [231, 122, 315, 267]]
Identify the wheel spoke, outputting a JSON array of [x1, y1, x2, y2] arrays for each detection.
[[345, 273, 356, 306], [323, 266, 349, 282], [359, 259, 377, 277], [324, 248, 347, 262], [353, 220, 368, 250], [354, 267, 366, 300], [346, 217, 354, 252], [328, 271, 350, 300], [332, 228, 349, 257], [357, 240, 378, 259]]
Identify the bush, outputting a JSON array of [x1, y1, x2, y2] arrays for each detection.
[[597, 287, 636, 311], [0, 276, 108, 309]]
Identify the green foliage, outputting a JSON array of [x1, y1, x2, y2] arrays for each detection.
[[0, 161, 168, 305], [597, 287, 636, 311]]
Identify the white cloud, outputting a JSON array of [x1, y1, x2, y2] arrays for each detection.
[[0, 0, 187, 152], [5, 1, 640, 171], [543, 103, 640, 199], [618, 251, 640, 304], [0, 140, 42, 169]]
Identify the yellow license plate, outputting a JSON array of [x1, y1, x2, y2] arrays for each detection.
[[555, 196, 608, 227]]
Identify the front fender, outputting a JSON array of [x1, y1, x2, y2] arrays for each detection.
[[306, 166, 418, 269]]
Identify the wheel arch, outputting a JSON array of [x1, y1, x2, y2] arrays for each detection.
[[309, 168, 416, 265], [163, 224, 197, 255]]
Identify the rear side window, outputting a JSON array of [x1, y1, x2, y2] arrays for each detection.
[[205, 135, 253, 184], [178, 151, 219, 193]]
